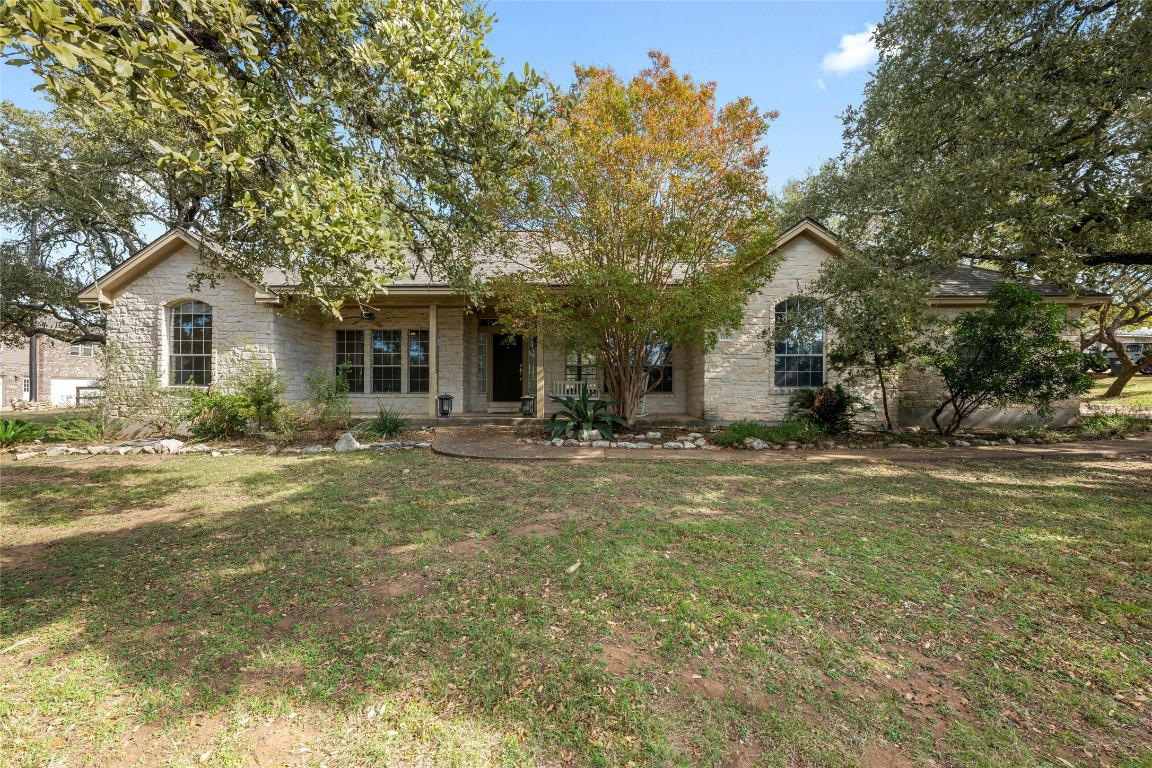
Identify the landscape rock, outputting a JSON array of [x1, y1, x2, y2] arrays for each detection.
[[44, 446, 71, 457], [681, 441, 696, 449], [635, 442, 653, 449], [88, 445, 111, 455], [662, 441, 682, 449], [645, 431, 662, 439], [587, 429, 603, 441], [264, 445, 280, 454], [1002, 437, 1016, 445], [157, 438, 184, 454], [114, 446, 133, 455], [890, 443, 913, 449], [15, 451, 38, 461], [302, 444, 326, 454], [551, 438, 565, 447], [591, 440, 611, 448], [186, 444, 210, 452], [686, 432, 703, 440], [694, 438, 707, 447], [743, 437, 768, 450], [817, 440, 837, 449], [564, 439, 578, 447], [211, 450, 223, 457], [953, 440, 971, 447], [334, 433, 361, 452]]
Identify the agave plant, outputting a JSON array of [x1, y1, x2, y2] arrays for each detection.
[[0, 419, 46, 448], [546, 385, 628, 440]]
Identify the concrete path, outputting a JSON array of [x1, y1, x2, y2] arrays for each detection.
[[431, 426, 1152, 465]]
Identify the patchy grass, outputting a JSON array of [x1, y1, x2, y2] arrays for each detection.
[[711, 419, 827, 447], [1080, 414, 1152, 438], [2, 449, 1150, 767], [1086, 375, 1152, 407]]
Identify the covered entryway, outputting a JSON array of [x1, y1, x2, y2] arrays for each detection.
[[491, 334, 523, 402]]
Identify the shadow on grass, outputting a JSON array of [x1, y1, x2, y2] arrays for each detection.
[[2, 451, 1150, 765]]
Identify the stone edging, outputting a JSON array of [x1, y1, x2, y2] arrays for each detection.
[[10, 433, 430, 461]]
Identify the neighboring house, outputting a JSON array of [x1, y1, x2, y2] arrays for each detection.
[[0, 335, 103, 409], [77, 220, 1107, 428]]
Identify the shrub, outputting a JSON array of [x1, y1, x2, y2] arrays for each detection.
[[711, 418, 826, 447], [0, 419, 46, 447], [711, 420, 773, 447], [546, 385, 627, 440], [786, 385, 868, 434], [357, 403, 408, 439], [927, 284, 1092, 434], [1082, 347, 1109, 373], [262, 404, 308, 446], [229, 361, 287, 432], [1080, 413, 1150, 437], [305, 366, 352, 433], [186, 391, 249, 440], [50, 415, 104, 443]]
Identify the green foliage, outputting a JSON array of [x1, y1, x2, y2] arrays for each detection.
[[49, 415, 103, 444], [1082, 348, 1110, 373], [796, 0, 1152, 280], [305, 366, 352, 434], [546, 386, 628, 441], [0, 419, 45, 447], [711, 419, 825, 447], [261, 405, 309, 448], [1079, 414, 1151, 438], [357, 403, 409, 440], [228, 360, 287, 432], [1, 0, 547, 313], [786, 385, 869, 435], [928, 284, 1093, 434], [184, 392, 249, 440], [491, 52, 780, 423]]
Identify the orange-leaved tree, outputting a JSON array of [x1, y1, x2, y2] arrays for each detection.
[[489, 52, 780, 424]]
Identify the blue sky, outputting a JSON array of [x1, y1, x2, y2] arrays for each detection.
[[0, 1, 884, 191], [486, 1, 885, 190]]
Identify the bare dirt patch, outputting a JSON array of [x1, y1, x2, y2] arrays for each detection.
[[860, 741, 915, 768], [108, 712, 321, 767]]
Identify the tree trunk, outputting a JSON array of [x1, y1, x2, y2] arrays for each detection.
[[874, 355, 892, 431], [1104, 361, 1144, 398]]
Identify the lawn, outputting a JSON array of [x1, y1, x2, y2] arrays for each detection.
[[1086, 375, 1152, 407], [2, 449, 1149, 767]]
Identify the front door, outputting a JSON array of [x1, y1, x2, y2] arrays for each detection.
[[492, 334, 523, 401]]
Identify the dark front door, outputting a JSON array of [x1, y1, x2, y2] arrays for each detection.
[[492, 334, 523, 401]]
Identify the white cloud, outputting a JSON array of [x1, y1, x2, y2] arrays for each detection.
[[822, 24, 878, 75], [817, 77, 826, 91]]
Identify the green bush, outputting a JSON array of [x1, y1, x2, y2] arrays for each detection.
[[786, 385, 868, 435], [186, 391, 249, 440], [0, 419, 46, 447], [357, 403, 408, 439], [712, 418, 826, 447], [1080, 413, 1150, 437], [546, 385, 627, 440], [305, 366, 352, 433], [50, 415, 104, 443], [230, 360, 287, 431], [1082, 347, 1109, 373]]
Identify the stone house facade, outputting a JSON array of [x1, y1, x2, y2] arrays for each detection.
[[78, 220, 1105, 428]]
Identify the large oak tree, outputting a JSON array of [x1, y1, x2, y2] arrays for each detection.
[[1, 0, 545, 320]]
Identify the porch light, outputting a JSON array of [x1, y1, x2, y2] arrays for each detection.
[[437, 393, 454, 418], [520, 394, 536, 416]]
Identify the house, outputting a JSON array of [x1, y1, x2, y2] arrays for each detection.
[[77, 220, 1106, 429], [0, 334, 103, 409]]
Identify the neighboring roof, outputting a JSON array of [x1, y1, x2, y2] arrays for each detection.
[[930, 264, 1108, 303]]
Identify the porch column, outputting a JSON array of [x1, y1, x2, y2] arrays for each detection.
[[428, 303, 438, 418], [535, 320, 546, 417]]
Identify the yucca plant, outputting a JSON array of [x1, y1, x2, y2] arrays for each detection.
[[546, 385, 628, 440], [0, 419, 46, 448]]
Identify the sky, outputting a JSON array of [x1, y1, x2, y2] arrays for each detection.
[[0, 0, 885, 192], [486, 1, 885, 190]]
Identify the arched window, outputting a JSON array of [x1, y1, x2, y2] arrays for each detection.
[[773, 297, 824, 388], [169, 300, 213, 385]]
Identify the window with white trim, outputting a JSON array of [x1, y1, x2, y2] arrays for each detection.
[[476, 333, 487, 393], [169, 300, 213, 385], [564, 350, 598, 384], [773, 298, 824, 388], [645, 341, 673, 393], [70, 343, 94, 357]]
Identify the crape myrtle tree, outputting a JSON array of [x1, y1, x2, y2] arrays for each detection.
[[791, 0, 1152, 392], [927, 284, 1092, 434], [489, 52, 780, 424], [1078, 262, 1152, 396], [1, 0, 546, 319]]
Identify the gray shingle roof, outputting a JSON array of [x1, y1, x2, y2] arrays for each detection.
[[930, 264, 1106, 299]]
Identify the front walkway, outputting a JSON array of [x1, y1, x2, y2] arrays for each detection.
[[431, 426, 1152, 464]]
